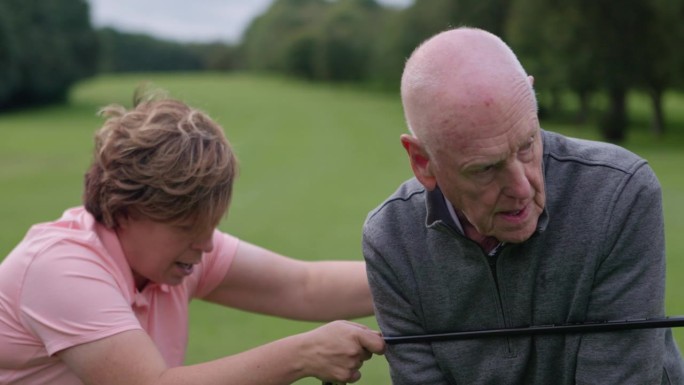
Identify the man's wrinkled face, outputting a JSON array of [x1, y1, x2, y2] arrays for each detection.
[[427, 80, 546, 243]]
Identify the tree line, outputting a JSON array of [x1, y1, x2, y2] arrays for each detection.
[[241, 0, 684, 142], [0, 0, 237, 110], [1, 0, 683, 142]]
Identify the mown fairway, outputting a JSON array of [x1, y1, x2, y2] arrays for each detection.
[[1, 73, 683, 384]]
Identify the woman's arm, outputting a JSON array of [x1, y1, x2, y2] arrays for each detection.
[[59, 320, 384, 385], [203, 240, 373, 321]]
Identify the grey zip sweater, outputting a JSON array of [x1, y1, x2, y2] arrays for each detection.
[[364, 130, 684, 384]]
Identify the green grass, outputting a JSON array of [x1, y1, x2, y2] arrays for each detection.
[[1, 72, 683, 384]]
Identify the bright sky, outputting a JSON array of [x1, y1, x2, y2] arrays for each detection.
[[87, 0, 413, 44]]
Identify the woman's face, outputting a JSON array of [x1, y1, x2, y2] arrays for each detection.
[[116, 215, 215, 290]]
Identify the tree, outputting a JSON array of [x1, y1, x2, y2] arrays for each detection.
[[97, 29, 204, 73], [635, 0, 684, 136], [0, 1, 20, 106], [454, 0, 511, 37], [510, 0, 678, 142], [369, 0, 513, 91], [507, 0, 599, 122], [312, 0, 384, 81], [0, 0, 98, 109], [240, 0, 329, 76], [368, 0, 456, 90], [581, 0, 665, 142]]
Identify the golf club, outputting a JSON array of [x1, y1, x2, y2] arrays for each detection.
[[322, 316, 684, 385]]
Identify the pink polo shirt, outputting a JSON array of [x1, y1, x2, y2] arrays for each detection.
[[0, 207, 238, 384]]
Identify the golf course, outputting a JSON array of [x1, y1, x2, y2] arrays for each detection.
[[1, 72, 682, 384]]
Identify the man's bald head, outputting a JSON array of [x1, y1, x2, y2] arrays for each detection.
[[401, 27, 535, 152], [398, 27, 545, 245]]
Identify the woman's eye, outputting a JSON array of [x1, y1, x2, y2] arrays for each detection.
[[174, 225, 194, 235]]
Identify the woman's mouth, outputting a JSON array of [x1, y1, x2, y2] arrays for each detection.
[[175, 262, 194, 275]]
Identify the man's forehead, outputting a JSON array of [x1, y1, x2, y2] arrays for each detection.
[[438, 122, 539, 160]]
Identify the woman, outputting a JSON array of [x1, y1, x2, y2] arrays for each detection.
[[0, 90, 384, 384]]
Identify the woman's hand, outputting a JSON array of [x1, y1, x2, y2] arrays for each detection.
[[298, 320, 385, 384]]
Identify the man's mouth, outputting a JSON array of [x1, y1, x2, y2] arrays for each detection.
[[500, 204, 528, 219]]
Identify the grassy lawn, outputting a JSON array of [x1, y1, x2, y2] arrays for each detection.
[[0, 72, 682, 384]]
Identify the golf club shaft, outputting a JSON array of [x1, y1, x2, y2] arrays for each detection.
[[321, 316, 684, 385], [384, 316, 684, 344]]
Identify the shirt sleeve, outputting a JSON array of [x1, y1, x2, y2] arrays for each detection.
[[363, 228, 448, 385], [20, 241, 142, 356], [192, 230, 240, 299], [575, 162, 666, 384]]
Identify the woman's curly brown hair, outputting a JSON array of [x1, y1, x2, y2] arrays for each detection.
[[83, 88, 238, 231]]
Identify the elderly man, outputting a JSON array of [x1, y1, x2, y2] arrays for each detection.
[[363, 27, 684, 384]]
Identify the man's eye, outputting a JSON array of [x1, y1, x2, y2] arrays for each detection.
[[472, 164, 495, 175], [521, 137, 534, 151], [518, 136, 535, 159]]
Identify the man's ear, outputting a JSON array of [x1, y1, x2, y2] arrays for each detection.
[[400, 134, 437, 191]]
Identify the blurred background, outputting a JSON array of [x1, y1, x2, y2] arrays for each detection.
[[1, 1, 684, 384], [2, 0, 683, 141]]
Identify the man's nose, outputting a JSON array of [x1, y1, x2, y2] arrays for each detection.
[[502, 161, 532, 199]]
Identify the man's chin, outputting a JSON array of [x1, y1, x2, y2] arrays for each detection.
[[496, 225, 538, 244]]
